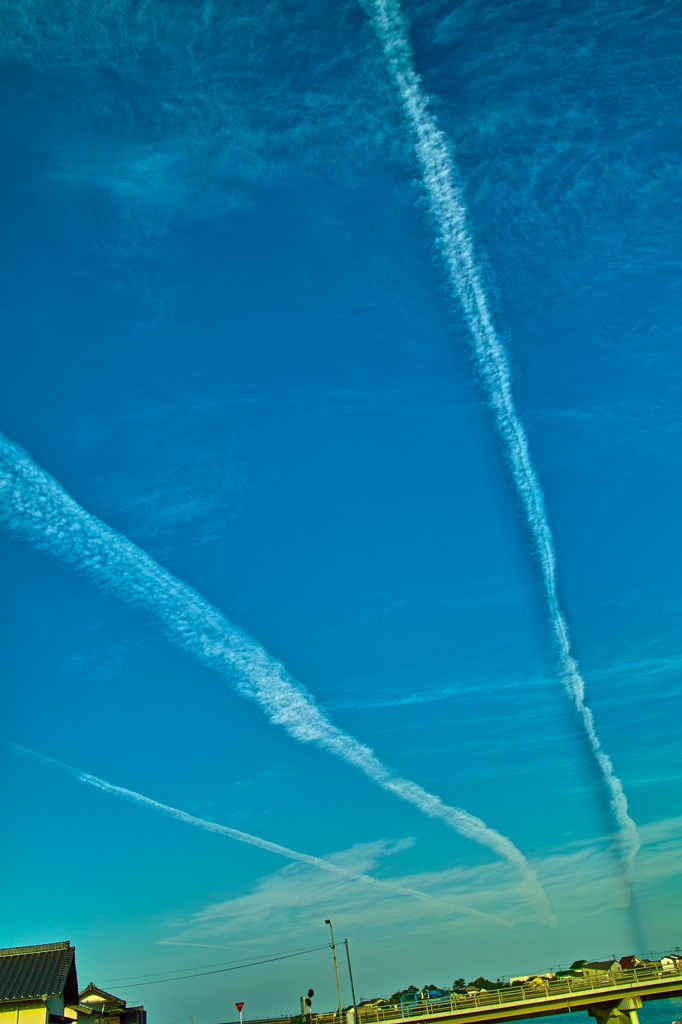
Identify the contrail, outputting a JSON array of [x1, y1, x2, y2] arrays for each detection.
[[0, 433, 553, 923], [5, 742, 445, 908], [8, 742, 513, 925], [363, 0, 640, 879]]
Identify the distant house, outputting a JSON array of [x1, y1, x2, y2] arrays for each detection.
[[509, 974, 554, 986], [75, 984, 146, 1024], [0, 941, 79, 1024], [583, 961, 621, 977], [660, 956, 681, 973], [619, 956, 646, 971]]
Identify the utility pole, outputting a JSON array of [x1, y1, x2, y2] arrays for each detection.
[[343, 939, 358, 1023]]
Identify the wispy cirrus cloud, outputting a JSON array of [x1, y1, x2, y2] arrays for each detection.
[[159, 814, 682, 968], [0, 0, 404, 253], [168, 837, 514, 948]]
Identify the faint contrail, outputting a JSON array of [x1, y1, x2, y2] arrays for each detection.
[[363, 0, 640, 879], [5, 742, 441, 906], [8, 744, 512, 926], [0, 433, 553, 923]]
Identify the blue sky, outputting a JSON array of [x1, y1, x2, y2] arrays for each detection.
[[1, 0, 681, 1021]]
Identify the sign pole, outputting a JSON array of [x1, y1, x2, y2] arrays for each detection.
[[235, 1002, 245, 1024]]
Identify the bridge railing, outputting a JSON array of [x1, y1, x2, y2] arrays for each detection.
[[355, 963, 682, 1024]]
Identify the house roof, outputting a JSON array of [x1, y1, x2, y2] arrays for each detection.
[[619, 956, 643, 970], [0, 942, 78, 1005], [79, 984, 126, 1009]]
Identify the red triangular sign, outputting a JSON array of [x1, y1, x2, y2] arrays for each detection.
[[235, 1004, 245, 1013]]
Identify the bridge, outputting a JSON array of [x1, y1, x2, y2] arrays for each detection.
[[222, 964, 682, 1024], [343, 964, 682, 1024]]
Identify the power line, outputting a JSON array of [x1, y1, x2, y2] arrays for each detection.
[[105, 945, 329, 989], [105, 945, 330, 984]]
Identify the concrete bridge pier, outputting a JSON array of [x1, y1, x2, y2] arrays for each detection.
[[588, 996, 642, 1024]]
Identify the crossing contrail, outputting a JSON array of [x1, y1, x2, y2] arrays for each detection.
[[0, 432, 553, 923], [363, 0, 640, 880]]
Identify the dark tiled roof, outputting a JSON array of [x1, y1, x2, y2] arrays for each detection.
[[0, 942, 78, 1004], [79, 985, 126, 1009]]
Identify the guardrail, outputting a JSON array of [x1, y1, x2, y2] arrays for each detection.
[[354, 964, 682, 1024], [220, 965, 682, 1024]]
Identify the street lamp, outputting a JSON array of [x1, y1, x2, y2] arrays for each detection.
[[325, 919, 343, 1021]]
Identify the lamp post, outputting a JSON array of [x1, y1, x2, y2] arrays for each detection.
[[343, 939, 358, 1023], [325, 919, 344, 1022]]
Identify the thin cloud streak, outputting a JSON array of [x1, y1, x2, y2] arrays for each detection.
[[172, 813, 682, 956], [6, 741, 430, 904], [0, 433, 552, 923], [364, 0, 640, 880]]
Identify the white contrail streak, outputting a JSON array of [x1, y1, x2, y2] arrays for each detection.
[[5, 742, 444, 907], [8, 743, 512, 925], [364, 0, 640, 878], [0, 432, 553, 923]]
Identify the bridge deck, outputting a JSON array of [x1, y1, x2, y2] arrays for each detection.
[[346, 966, 682, 1024], [220, 966, 682, 1024]]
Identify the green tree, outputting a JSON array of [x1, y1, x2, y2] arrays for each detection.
[[388, 987, 418, 1004], [468, 977, 508, 991]]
